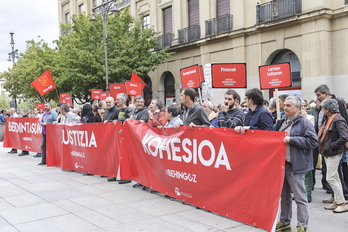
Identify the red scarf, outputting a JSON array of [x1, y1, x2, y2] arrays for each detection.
[[318, 113, 338, 153]]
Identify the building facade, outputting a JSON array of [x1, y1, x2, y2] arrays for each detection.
[[58, 0, 348, 104]]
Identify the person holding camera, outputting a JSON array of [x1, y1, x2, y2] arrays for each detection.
[[217, 89, 245, 128]]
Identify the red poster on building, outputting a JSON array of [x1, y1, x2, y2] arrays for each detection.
[[211, 63, 247, 88], [35, 103, 45, 113], [46, 122, 121, 177], [125, 81, 144, 96], [99, 92, 111, 101], [259, 62, 292, 89], [109, 83, 126, 98], [91, 89, 103, 100], [180, 65, 201, 89], [3, 117, 42, 153], [121, 120, 286, 232]]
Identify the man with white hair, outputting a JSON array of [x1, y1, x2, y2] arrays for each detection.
[[103, 97, 119, 123], [202, 100, 218, 127]]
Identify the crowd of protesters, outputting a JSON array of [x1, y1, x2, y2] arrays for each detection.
[[3, 84, 348, 232]]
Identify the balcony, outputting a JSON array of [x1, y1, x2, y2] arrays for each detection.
[[119, 0, 130, 8], [178, 25, 201, 44], [256, 0, 302, 24], [157, 33, 174, 49], [205, 14, 233, 37]]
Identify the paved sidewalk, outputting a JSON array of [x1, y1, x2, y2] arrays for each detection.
[[0, 143, 347, 232]]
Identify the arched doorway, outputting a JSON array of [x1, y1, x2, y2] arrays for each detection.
[[164, 72, 175, 105], [143, 76, 152, 106], [268, 49, 302, 97]]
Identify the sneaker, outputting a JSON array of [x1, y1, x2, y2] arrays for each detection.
[[297, 225, 307, 232], [8, 149, 17, 154], [33, 153, 42, 158], [276, 221, 291, 232], [324, 202, 338, 210], [322, 197, 334, 203], [18, 152, 29, 156], [118, 180, 131, 184], [107, 177, 117, 182], [333, 204, 348, 213], [133, 183, 143, 188], [36, 162, 46, 166]]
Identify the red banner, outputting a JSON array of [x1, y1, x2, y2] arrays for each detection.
[[180, 65, 201, 89], [91, 89, 102, 100], [31, 69, 56, 96], [35, 103, 45, 113], [211, 63, 247, 88], [121, 120, 286, 231], [46, 123, 121, 177], [198, 65, 205, 83], [109, 83, 126, 98], [259, 62, 292, 89], [125, 81, 143, 96], [3, 117, 42, 153]]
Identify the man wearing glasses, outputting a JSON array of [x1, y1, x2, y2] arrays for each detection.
[[218, 89, 245, 128]]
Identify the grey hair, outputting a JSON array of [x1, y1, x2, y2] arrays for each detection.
[[134, 95, 144, 101], [60, 104, 70, 113], [321, 98, 339, 113], [314, 84, 331, 95], [269, 98, 277, 107], [204, 101, 214, 109], [117, 93, 128, 102], [285, 96, 302, 106]]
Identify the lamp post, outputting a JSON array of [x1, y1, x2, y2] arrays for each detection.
[[90, 0, 119, 92], [8, 32, 19, 108]]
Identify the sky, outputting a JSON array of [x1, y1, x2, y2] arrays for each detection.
[[0, 0, 59, 73]]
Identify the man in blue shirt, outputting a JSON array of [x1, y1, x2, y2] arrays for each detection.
[[234, 88, 273, 134]]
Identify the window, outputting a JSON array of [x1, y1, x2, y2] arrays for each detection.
[[163, 7, 172, 34], [142, 15, 150, 30], [217, 0, 230, 17], [188, 0, 199, 26], [78, 4, 85, 13], [65, 12, 70, 24]]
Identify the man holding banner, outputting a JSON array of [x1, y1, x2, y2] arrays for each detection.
[[275, 96, 318, 232], [175, 88, 210, 129], [38, 102, 57, 165]]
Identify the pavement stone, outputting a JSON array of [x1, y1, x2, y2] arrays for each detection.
[[1, 143, 348, 231]]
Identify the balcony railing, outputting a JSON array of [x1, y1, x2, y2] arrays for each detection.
[[157, 33, 174, 49], [256, 0, 302, 24], [119, 0, 130, 8], [178, 25, 201, 44], [205, 14, 233, 36]]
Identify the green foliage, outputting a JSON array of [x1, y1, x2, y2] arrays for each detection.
[[1, 9, 173, 105], [0, 95, 11, 110]]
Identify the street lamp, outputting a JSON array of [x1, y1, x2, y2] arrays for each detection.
[[8, 32, 19, 108], [90, 0, 119, 92]]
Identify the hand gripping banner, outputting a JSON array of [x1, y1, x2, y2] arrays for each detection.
[[46, 122, 121, 177], [121, 120, 286, 231]]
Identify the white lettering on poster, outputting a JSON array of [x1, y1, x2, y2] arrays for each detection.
[[141, 133, 232, 170], [62, 130, 97, 147], [8, 122, 42, 134]]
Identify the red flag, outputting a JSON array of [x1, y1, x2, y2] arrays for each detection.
[[31, 70, 56, 96], [130, 72, 146, 88], [59, 93, 69, 102]]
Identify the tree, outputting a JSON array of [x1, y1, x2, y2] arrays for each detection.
[[1, 38, 57, 103], [1, 9, 173, 104], [56, 9, 173, 104]]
